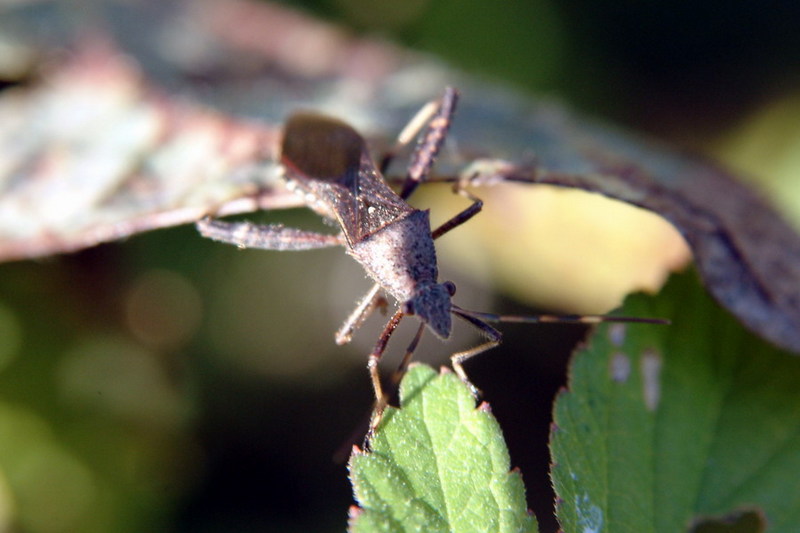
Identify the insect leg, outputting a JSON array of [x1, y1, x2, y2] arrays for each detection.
[[378, 100, 440, 174], [449, 304, 667, 397], [374, 88, 458, 193], [365, 308, 407, 433], [335, 283, 388, 345], [388, 322, 426, 391], [448, 308, 503, 397], [400, 87, 459, 200], [431, 185, 484, 240], [368, 322, 426, 439], [197, 218, 343, 250]]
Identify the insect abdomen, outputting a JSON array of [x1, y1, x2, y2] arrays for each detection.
[[349, 210, 438, 303]]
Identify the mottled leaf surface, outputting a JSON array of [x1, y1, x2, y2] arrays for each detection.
[[0, 41, 289, 262], [551, 270, 800, 532], [349, 364, 536, 533]]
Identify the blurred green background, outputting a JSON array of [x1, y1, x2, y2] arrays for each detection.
[[1, 1, 799, 531]]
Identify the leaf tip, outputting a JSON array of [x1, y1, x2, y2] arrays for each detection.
[[351, 444, 365, 456], [347, 505, 364, 530]]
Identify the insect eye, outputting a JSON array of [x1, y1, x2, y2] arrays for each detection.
[[443, 281, 456, 296], [402, 301, 415, 315]]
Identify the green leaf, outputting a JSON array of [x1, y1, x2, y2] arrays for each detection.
[[551, 270, 800, 532], [348, 364, 537, 533]]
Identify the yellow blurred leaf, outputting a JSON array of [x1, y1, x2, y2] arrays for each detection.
[[433, 184, 690, 313]]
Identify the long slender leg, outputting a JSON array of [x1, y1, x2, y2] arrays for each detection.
[[400, 87, 459, 200], [388, 322, 426, 390], [378, 100, 440, 173], [366, 309, 406, 426], [197, 218, 343, 250], [367, 321, 427, 438], [334, 306, 415, 455], [431, 185, 483, 240], [449, 309, 503, 397], [335, 283, 388, 345], [375, 88, 459, 200]]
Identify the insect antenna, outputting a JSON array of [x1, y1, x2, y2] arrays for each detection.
[[451, 305, 669, 326], [441, 304, 668, 400]]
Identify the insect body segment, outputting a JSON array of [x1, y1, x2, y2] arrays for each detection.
[[281, 115, 413, 245], [278, 110, 457, 340], [197, 87, 665, 436], [349, 209, 452, 339]]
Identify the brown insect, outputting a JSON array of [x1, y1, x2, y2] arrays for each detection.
[[198, 87, 664, 431]]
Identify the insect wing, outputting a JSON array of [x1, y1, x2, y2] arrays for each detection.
[[345, 153, 414, 241], [281, 111, 413, 245], [280, 112, 365, 222]]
